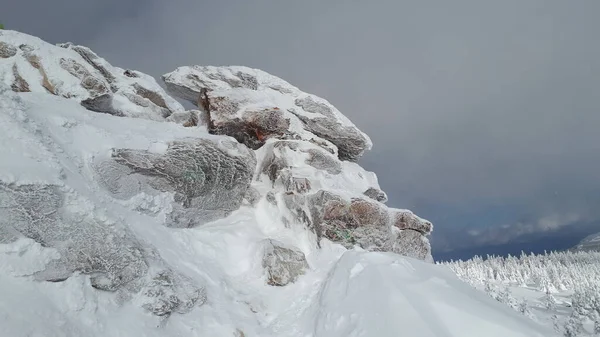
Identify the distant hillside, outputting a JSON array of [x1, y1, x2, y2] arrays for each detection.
[[571, 232, 600, 252]]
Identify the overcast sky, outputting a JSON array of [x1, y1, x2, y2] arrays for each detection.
[[5, 0, 600, 259]]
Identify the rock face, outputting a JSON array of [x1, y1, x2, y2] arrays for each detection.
[[0, 76, 223, 317], [261, 239, 309, 286], [0, 182, 205, 315], [0, 183, 145, 290], [94, 138, 256, 228], [281, 190, 433, 259], [0, 31, 185, 120], [140, 269, 207, 316], [162, 65, 372, 162]]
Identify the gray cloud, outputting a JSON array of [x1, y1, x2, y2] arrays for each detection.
[[4, 0, 600, 252]]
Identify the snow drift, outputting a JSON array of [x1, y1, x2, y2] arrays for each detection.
[[0, 29, 555, 336]]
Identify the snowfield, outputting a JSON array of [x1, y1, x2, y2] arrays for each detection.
[[0, 29, 556, 336]]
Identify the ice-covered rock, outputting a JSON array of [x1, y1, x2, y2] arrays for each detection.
[[139, 269, 207, 316], [162, 65, 372, 161], [95, 138, 256, 228], [0, 181, 207, 315], [0, 85, 219, 316], [261, 239, 309, 286], [363, 187, 388, 203], [279, 189, 432, 260], [392, 228, 433, 262], [391, 209, 434, 235], [0, 30, 185, 120]]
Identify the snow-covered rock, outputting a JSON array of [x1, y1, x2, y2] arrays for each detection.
[[0, 85, 226, 316], [261, 239, 309, 286], [0, 30, 184, 120], [0, 29, 554, 337], [95, 138, 256, 228], [162, 65, 372, 161]]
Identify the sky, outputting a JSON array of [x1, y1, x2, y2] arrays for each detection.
[[4, 0, 600, 260]]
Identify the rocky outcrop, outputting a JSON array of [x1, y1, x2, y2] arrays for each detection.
[[0, 183, 145, 290], [391, 209, 433, 235], [256, 140, 344, 196], [281, 190, 432, 259], [363, 187, 388, 203], [140, 269, 207, 316], [391, 229, 433, 262], [0, 30, 185, 120], [261, 239, 309, 286], [0, 30, 439, 333], [94, 138, 256, 228], [10, 64, 29, 92], [0, 182, 206, 315], [0, 41, 17, 58], [162, 66, 372, 162]]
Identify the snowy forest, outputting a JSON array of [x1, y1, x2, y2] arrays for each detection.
[[442, 251, 600, 336]]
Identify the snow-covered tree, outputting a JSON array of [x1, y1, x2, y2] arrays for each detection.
[[544, 288, 558, 311], [563, 314, 583, 337]]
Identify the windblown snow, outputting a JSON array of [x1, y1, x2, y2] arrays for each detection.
[[0, 30, 555, 336]]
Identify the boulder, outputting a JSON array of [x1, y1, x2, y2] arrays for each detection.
[[166, 109, 208, 127], [363, 187, 388, 203], [257, 140, 343, 196], [0, 181, 209, 315], [280, 189, 434, 261], [95, 138, 256, 228], [162, 65, 372, 162], [0, 182, 148, 291], [261, 239, 309, 286], [391, 209, 433, 235], [0, 41, 17, 58], [10, 64, 30, 92], [391, 229, 433, 262], [140, 269, 207, 316]]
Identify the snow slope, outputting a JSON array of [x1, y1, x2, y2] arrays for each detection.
[[0, 29, 556, 337], [572, 232, 600, 252]]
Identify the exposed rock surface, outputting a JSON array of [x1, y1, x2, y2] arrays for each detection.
[[95, 138, 256, 228], [363, 187, 388, 203], [391, 229, 433, 262], [162, 65, 372, 161], [0, 30, 185, 120], [280, 189, 432, 259], [0, 41, 17, 58], [0, 182, 205, 315], [139, 269, 207, 316], [261, 239, 309, 286]]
